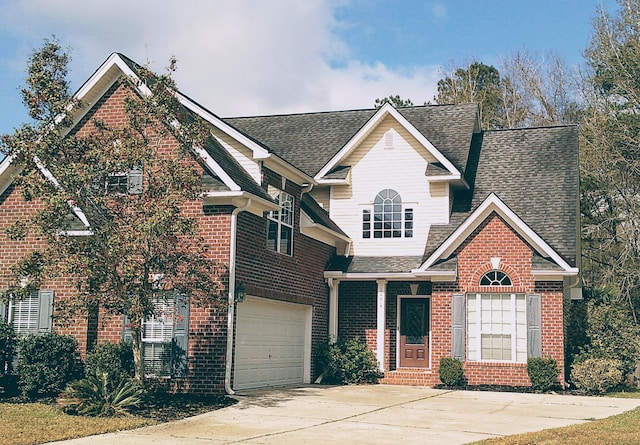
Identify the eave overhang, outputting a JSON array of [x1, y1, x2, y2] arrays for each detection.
[[300, 210, 351, 255], [323, 270, 457, 282], [202, 190, 278, 216]]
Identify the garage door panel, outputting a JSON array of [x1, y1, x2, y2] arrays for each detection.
[[234, 297, 310, 390]]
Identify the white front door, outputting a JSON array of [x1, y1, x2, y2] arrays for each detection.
[[234, 296, 311, 390]]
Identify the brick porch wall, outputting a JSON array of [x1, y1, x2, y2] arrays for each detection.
[[349, 213, 566, 388]]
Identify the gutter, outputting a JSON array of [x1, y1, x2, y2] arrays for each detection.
[[224, 197, 252, 395]]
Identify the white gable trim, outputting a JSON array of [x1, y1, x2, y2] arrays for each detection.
[[415, 193, 578, 275], [193, 147, 240, 191], [76, 53, 151, 102], [315, 103, 461, 180], [175, 91, 269, 160]]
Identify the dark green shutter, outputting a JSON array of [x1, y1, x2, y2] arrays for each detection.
[[527, 294, 542, 358], [37, 290, 54, 333], [452, 294, 465, 360], [128, 168, 143, 194], [172, 293, 189, 377]]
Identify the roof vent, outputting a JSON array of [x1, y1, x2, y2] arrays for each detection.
[[384, 130, 394, 149]]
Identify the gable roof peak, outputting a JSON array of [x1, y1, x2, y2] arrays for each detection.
[[315, 102, 462, 180]]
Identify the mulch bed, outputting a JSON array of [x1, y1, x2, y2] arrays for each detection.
[[135, 393, 236, 422]]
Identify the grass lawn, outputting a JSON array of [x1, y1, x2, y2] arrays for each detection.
[[0, 392, 232, 445], [470, 389, 640, 445], [0, 403, 153, 445]]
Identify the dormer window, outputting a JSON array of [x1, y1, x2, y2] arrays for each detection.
[[267, 187, 294, 255], [362, 189, 413, 239]]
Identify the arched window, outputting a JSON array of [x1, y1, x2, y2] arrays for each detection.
[[480, 270, 512, 286], [362, 189, 413, 239]]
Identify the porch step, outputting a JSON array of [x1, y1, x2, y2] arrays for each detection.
[[381, 368, 439, 386]]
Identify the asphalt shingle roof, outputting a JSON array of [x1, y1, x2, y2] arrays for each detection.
[[424, 125, 579, 267], [225, 103, 479, 177], [226, 105, 578, 272]]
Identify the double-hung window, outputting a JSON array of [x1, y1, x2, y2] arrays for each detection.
[[467, 293, 527, 362], [266, 187, 294, 255], [363, 189, 413, 239], [123, 292, 189, 378], [0, 290, 53, 336]]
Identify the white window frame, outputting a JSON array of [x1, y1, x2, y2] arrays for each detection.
[[363, 189, 413, 239], [266, 187, 294, 255], [8, 294, 40, 335], [467, 293, 526, 363], [142, 295, 176, 378]]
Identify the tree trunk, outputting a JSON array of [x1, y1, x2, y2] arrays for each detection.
[[130, 317, 145, 381]]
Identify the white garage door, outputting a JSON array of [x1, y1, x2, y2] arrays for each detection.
[[234, 296, 311, 390]]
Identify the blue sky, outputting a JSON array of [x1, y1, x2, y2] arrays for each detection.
[[0, 0, 617, 135]]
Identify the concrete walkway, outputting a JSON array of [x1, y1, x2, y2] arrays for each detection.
[[49, 385, 640, 445]]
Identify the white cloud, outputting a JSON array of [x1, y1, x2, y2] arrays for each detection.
[[1, 0, 440, 117]]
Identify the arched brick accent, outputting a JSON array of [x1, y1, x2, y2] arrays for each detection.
[[468, 261, 522, 289]]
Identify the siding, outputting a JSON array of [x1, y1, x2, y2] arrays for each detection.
[[328, 115, 450, 256]]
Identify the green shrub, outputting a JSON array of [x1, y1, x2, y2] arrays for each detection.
[[58, 371, 143, 416], [0, 321, 17, 376], [571, 357, 624, 394], [572, 294, 640, 377], [315, 337, 383, 384], [16, 332, 82, 398], [438, 357, 464, 387], [527, 357, 559, 392], [84, 342, 134, 381]]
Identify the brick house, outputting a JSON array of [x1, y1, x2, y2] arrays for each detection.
[[0, 53, 580, 393]]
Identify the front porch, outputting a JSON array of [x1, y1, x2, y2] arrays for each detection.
[[330, 280, 443, 384]]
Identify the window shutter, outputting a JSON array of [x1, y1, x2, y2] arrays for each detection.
[[0, 300, 6, 322], [452, 294, 466, 360], [37, 290, 54, 333], [128, 168, 143, 194], [527, 294, 542, 358], [122, 313, 132, 343], [172, 293, 190, 377]]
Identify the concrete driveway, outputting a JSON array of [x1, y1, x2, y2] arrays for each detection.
[[51, 385, 640, 445]]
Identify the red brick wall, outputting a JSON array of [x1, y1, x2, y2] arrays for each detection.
[[235, 169, 335, 382], [431, 213, 565, 387], [350, 213, 566, 388], [0, 184, 91, 354]]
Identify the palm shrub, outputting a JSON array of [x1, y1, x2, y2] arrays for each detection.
[[17, 332, 82, 398], [438, 357, 464, 387], [526, 357, 559, 392], [59, 371, 144, 416], [315, 337, 383, 384]]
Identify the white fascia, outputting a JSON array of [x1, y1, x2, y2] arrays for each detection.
[[193, 147, 240, 191], [316, 178, 350, 186], [323, 270, 456, 282], [300, 210, 352, 254], [174, 91, 270, 160], [415, 193, 579, 275], [315, 103, 461, 180]]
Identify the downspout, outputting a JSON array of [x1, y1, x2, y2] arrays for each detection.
[[224, 197, 252, 395]]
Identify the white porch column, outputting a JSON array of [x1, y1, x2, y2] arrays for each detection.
[[328, 278, 339, 344], [376, 279, 387, 372]]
